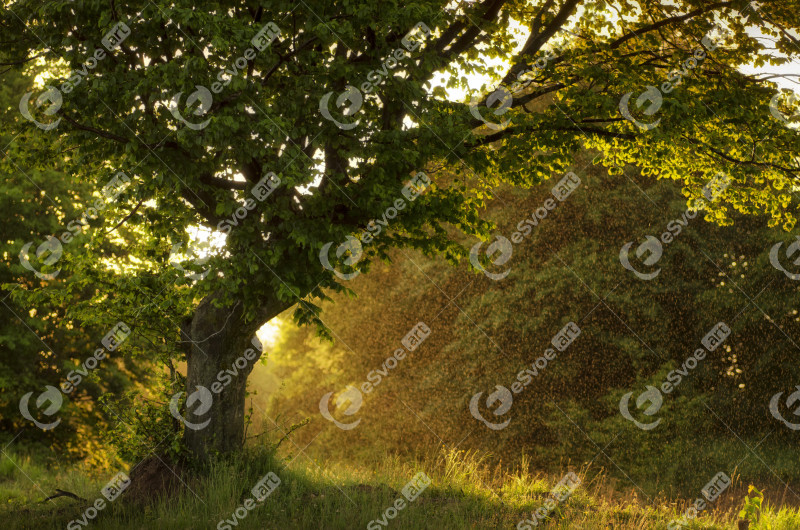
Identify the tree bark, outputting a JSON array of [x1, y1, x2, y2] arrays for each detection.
[[181, 290, 288, 461]]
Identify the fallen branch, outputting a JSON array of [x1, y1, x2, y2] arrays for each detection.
[[40, 489, 88, 503]]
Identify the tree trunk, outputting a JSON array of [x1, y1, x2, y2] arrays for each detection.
[[181, 290, 287, 461]]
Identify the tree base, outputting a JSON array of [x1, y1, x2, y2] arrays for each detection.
[[124, 455, 187, 505]]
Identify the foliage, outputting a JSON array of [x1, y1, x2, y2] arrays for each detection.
[[261, 165, 800, 496], [1, 0, 798, 340], [740, 485, 766, 524]]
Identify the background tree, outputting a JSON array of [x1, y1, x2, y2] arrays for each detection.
[[2, 0, 799, 461], [263, 163, 800, 497]]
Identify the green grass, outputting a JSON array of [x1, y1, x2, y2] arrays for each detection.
[[2, 446, 800, 529]]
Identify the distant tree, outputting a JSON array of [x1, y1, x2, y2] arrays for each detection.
[[262, 168, 800, 495], [2, 0, 799, 460]]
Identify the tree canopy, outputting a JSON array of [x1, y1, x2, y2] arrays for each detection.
[[3, 0, 800, 457]]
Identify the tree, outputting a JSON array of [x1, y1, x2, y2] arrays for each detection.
[[3, 0, 799, 460], [0, 66, 149, 465], [262, 166, 800, 496]]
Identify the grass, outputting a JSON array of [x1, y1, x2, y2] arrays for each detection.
[[2, 446, 800, 529]]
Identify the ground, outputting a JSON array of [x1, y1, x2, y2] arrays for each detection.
[[3, 446, 800, 529]]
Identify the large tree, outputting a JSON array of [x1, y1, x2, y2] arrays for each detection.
[[3, 0, 799, 460]]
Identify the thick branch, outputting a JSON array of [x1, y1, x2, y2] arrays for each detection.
[[609, 1, 733, 50]]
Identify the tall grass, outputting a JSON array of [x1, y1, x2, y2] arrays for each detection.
[[2, 445, 800, 529]]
